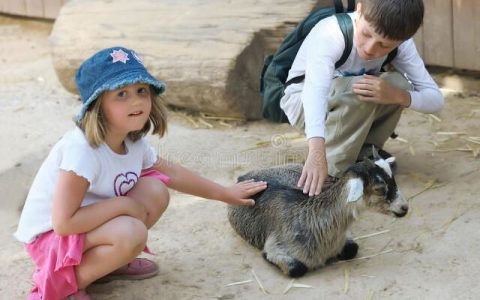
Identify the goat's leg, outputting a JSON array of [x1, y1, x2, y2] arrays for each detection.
[[337, 239, 359, 260], [262, 235, 308, 278]]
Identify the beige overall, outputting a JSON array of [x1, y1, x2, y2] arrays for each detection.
[[280, 72, 412, 176]]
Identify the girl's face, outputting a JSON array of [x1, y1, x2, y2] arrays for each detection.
[[101, 83, 152, 137], [354, 4, 401, 61]]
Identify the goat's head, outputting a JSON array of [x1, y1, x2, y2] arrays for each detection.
[[347, 148, 408, 217]]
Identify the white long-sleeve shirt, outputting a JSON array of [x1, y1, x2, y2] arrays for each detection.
[[287, 12, 444, 139]]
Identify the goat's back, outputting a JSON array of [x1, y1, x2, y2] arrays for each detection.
[[228, 164, 309, 249]]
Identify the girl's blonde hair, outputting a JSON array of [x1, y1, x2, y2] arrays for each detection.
[[77, 86, 167, 147]]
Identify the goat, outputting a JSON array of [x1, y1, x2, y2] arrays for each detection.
[[228, 150, 408, 277]]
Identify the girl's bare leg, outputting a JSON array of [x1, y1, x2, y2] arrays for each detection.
[[75, 177, 169, 288], [127, 177, 170, 229], [75, 216, 148, 289]]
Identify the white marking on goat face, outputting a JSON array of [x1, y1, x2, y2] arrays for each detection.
[[389, 190, 409, 217], [374, 158, 392, 177], [346, 178, 364, 203]]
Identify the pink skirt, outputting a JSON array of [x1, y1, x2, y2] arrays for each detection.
[[140, 168, 170, 184], [25, 231, 85, 300], [24, 169, 169, 299]]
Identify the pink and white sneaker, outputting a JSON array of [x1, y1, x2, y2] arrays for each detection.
[[95, 258, 159, 283]]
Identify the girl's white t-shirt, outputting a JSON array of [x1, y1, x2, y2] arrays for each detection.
[[286, 11, 444, 139], [14, 127, 158, 243]]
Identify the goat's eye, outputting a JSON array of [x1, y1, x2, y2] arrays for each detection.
[[373, 185, 387, 195]]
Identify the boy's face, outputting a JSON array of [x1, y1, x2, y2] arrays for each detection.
[[354, 6, 402, 60]]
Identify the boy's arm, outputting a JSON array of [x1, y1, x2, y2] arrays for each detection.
[[52, 170, 147, 235], [297, 137, 328, 196], [352, 39, 443, 112], [390, 39, 444, 112], [152, 158, 266, 206], [296, 18, 344, 195]]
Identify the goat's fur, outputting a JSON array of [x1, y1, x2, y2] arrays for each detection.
[[228, 155, 407, 277]]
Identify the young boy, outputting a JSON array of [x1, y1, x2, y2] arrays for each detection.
[[279, 0, 443, 196]]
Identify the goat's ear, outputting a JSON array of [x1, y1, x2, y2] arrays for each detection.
[[363, 156, 375, 167], [371, 145, 381, 161], [346, 178, 364, 203], [386, 156, 396, 165]]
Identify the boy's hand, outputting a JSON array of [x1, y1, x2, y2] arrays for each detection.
[[222, 180, 267, 206], [298, 138, 328, 196], [352, 75, 411, 106]]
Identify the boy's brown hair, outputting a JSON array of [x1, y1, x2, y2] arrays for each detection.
[[359, 0, 424, 41], [78, 87, 167, 147]]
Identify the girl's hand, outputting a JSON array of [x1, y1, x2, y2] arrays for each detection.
[[352, 75, 411, 106], [222, 179, 268, 206]]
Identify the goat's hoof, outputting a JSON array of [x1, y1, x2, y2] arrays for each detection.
[[337, 240, 359, 260], [287, 259, 308, 278]]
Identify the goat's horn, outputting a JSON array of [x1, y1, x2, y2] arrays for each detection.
[[371, 145, 381, 160]]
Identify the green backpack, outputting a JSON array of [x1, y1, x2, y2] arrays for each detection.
[[259, 0, 397, 123]]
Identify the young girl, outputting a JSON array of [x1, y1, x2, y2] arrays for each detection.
[[14, 47, 267, 300]]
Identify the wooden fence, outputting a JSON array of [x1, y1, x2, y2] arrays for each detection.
[[415, 0, 480, 71], [0, 0, 65, 19], [0, 0, 479, 71]]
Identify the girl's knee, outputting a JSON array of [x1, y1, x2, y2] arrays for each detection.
[[151, 179, 170, 209], [112, 216, 148, 253], [136, 177, 170, 210]]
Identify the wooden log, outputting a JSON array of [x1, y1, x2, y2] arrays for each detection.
[[49, 0, 318, 119], [25, 0, 44, 19]]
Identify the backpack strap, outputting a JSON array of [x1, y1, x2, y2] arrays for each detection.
[[335, 13, 354, 69], [285, 12, 354, 86], [334, 0, 355, 13], [347, 0, 356, 12], [334, 0, 344, 13]]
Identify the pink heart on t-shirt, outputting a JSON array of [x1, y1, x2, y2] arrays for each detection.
[[113, 172, 138, 196]]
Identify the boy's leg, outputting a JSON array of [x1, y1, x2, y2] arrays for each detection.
[[325, 72, 411, 175], [279, 72, 410, 176], [363, 72, 411, 148], [280, 78, 379, 176], [280, 81, 305, 132], [324, 76, 377, 176]]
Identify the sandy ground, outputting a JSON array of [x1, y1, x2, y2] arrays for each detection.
[[1, 15, 480, 300]]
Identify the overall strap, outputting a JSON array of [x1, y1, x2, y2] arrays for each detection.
[[383, 47, 398, 67]]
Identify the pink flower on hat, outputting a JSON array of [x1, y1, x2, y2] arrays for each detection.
[[110, 49, 129, 64]]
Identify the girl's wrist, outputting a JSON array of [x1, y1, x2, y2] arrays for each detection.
[[215, 186, 232, 203]]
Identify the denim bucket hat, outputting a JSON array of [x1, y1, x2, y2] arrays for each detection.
[[75, 46, 166, 121]]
